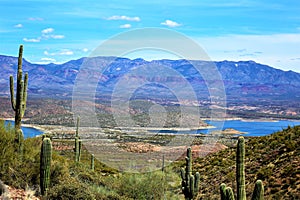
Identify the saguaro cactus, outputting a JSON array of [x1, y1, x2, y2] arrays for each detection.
[[236, 136, 246, 200], [251, 180, 264, 200], [9, 45, 28, 153], [180, 147, 200, 200], [74, 117, 82, 162], [91, 154, 95, 171], [220, 136, 264, 200], [40, 137, 52, 196]]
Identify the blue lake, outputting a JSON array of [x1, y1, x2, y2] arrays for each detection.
[[156, 120, 300, 137], [204, 120, 300, 136], [4, 119, 300, 138], [4, 120, 44, 138]]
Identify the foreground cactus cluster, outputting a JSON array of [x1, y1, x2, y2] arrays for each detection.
[[180, 147, 200, 200], [220, 136, 264, 200]]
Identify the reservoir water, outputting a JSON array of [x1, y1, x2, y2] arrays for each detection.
[[204, 120, 300, 136], [4, 120, 44, 138], [4, 119, 300, 138], [155, 120, 300, 136]]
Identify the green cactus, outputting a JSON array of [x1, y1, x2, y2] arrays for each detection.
[[75, 117, 79, 138], [91, 154, 95, 171], [236, 136, 246, 200], [9, 45, 28, 153], [162, 155, 165, 172], [251, 180, 264, 200], [220, 183, 227, 200], [226, 187, 235, 200], [74, 117, 82, 162], [220, 136, 264, 200], [180, 147, 200, 200], [40, 137, 52, 196], [75, 137, 82, 162]]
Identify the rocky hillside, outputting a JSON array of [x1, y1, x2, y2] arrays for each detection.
[[193, 125, 300, 199]]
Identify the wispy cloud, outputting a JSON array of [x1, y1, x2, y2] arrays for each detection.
[[14, 24, 23, 28], [59, 49, 73, 55], [23, 37, 41, 42], [42, 28, 65, 39], [47, 34, 65, 39], [44, 49, 73, 56], [24, 28, 64, 42], [120, 24, 131, 29], [41, 57, 56, 62], [42, 28, 54, 34], [160, 20, 181, 27], [107, 15, 140, 21], [82, 48, 89, 52], [28, 17, 44, 21]]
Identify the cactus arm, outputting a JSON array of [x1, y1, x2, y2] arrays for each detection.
[[17, 45, 23, 72], [220, 183, 227, 200], [236, 136, 246, 200], [9, 76, 16, 111], [251, 180, 264, 200], [194, 172, 200, 194], [226, 187, 235, 200], [22, 73, 28, 114], [190, 175, 195, 198]]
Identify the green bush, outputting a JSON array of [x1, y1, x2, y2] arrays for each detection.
[[105, 170, 182, 200], [47, 177, 96, 200]]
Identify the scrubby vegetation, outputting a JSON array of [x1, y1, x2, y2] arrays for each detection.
[[192, 125, 300, 199], [0, 120, 183, 199], [1, 120, 300, 199]]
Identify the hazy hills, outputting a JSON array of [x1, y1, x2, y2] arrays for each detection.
[[0, 55, 300, 102]]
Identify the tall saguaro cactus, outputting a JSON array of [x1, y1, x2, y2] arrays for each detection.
[[9, 45, 28, 153], [180, 147, 200, 200], [74, 117, 82, 162], [91, 154, 95, 171], [40, 137, 52, 196], [236, 136, 246, 200], [220, 136, 264, 200]]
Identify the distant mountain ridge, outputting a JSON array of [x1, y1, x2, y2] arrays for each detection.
[[0, 55, 299, 102]]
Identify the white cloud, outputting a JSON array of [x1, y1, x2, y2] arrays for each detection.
[[49, 34, 65, 39], [161, 20, 181, 27], [28, 17, 44, 21], [23, 37, 41, 42], [82, 48, 89, 52], [120, 24, 131, 29], [42, 28, 54, 34], [59, 49, 74, 55], [44, 49, 74, 56], [107, 15, 140, 22], [41, 57, 56, 62], [14, 24, 23, 28]]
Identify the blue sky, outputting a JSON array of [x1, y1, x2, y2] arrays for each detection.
[[1, 0, 300, 72]]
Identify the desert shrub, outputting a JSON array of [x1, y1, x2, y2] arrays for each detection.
[[47, 177, 96, 200], [105, 170, 181, 200]]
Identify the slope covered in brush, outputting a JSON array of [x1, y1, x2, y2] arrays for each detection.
[[193, 125, 300, 199]]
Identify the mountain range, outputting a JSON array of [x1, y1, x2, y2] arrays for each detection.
[[0, 55, 300, 103]]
